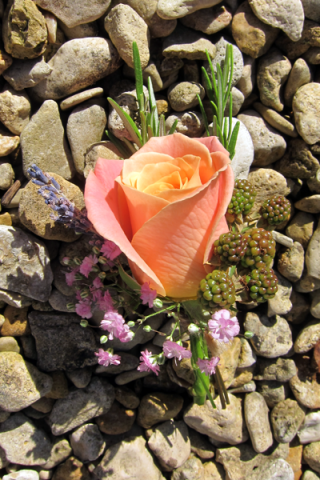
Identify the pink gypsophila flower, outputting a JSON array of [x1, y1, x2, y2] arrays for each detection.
[[95, 349, 121, 367], [92, 277, 103, 289], [208, 309, 240, 343], [65, 266, 79, 286], [75, 301, 92, 319], [98, 290, 115, 313], [80, 255, 98, 278], [140, 282, 157, 308], [100, 240, 122, 261], [163, 340, 192, 361], [137, 349, 160, 376], [100, 312, 133, 342], [197, 357, 220, 376]]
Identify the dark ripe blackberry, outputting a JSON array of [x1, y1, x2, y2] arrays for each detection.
[[199, 270, 236, 308], [227, 179, 257, 216], [241, 228, 276, 269], [261, 195, 291, 226], [213, 232, 248, 264], [245, 267, 278, 303]]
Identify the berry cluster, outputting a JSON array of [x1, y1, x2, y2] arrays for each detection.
[[260, 195, 291, 226], [199, 270, 236, 308], [245, 267, 278, 303], [213, 232, 247, 264], [241, 228, 276, 269], [227, 179, 256, 216]]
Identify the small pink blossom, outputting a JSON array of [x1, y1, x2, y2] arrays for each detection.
[[79, 255, 98, 278], [92, 277, 103, 289], [65, 266, 79, 286], [95, 349, 121, 367], [75, 301, 92, 319], [100, 312, 133, 343], [208, 309, 240, 343], [163, 340, 192, 361], [101, 240, 122, 261], [197, 357, 220, 376], [98, 290, 115, 313], [140, 282, 157, 308], [137, 349, 160, 376]]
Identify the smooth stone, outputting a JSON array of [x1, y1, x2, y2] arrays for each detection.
[[45, 371, 69, 400], [247, 168, 290, 211], [95, 352, 139, 375], [184, 394, 248, 445], [311, 290, 320, 319], [271, 399, 305, 444], [237, 55, 256, 99], [19, 174, 85, 242], [137, 392, 183, 429], [31, 396, 54, 413], [244, 392, 273, 453], [48, 457, 91, 479], [229, 117, 254, 180], [304, 47, 320, 64], [104, 5, 149, 69], [166, 111, 205, 137], [248, 0, 304, 41], [275, 19, 320, 60], [48, 288, 76, 313], [286, 212, 315, 249], [20, 336, 37, 360], [0, 226, 52, 302], [257, 381, 287, 408], [20, 100, 74, 180], [303, 442, 320, 474], [66, 368, 92, 389], [95, 401, 136, 435], [0, 413, 51, 466], [299, 411, 320, 444], [0, 163, 15, 190], [3, 471, 39, 480], [267, 271, 292, 317], [168, 81, 205, 111], [207, 337, 241, 388], [69, 423, 106, 462], [301, 0, 320, 22], [302, 472, 320, 480], [306, 220, 320, 280], [84, 141, 121, 178], [237, 110, 286, 167], [189, 429, 215, 460], [163, 25, 216, 61], [277, 242, 304, 283], [0, 129, 19, 156], [272, 231, 294, 248], [31, 38, 121, 101], [247, 458, 294, 480], [122, 61, 163, 92], [0, 84, 31, 135], [294, 319, 320, 353], [232, 1, 279, 59], [157, 0, 223, 19], [114, 386, 140, 409], [295, 272, 320, 293], [254, 102, 297, 137], [41, 438, 71, 470], [60, 87, 104, 110], [229, 381, 257, 394], [3, 0, 47, 59], [43, 11, 57, 44], [238, 338, 257, 368], [290, 356, 320, 409], [257, 48, 291, 112], [293, 83, 320, 145], [66, 99, 107, 174], [0, 49, 13, 75], [254, 357, 296, 382], [3, 56, 52, 91], [34, 0, 111, 28], [28, 311, 98, 371], [48, 376, 115, 435], [295, 195, 320, 213], [58, 20, 99, 39], [94, 435, 164, 480], [244, 312, 293, 358], [204, 36, 243, 87], [181, 5, 232, 35], [0, 336, 20, 353], [276, 139, 320, 180], [224, 87, 245, 116], [284, 58, 312, 107]]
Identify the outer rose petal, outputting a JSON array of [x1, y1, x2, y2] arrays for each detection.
[[84, 158, 166, 296]]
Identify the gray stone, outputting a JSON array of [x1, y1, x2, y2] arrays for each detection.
[[257, 381, 287, 408], [48, 376, 115, 435], [295, 195, 320, 214], [301, 0, 320, 22], [303, 442, 320, 474], [0, 336, 20, 353], [138, 392, 183, 429], [238, 338, 257, 368], [168, 81, 205, 111], [0, 226, 52, 302], [69, 423, 105, 462], [28, 311, 99, 372], [48, 288, 76, 313], [58, 20, 98, 39], [0, 352, 52, 412], [204, 37, 243, 87], [41, 438, 72, 470], [254, 357, 296, 382], [163, 25, 216, 60], [286, 212, 315, 249], [66, 100, 107, 174], [311, 290, 320, 319], [3, 471, 39, 480], [290, 356, 320, 409], [247, 168, 290, 210], [254, 102, 297, 137], [166, 111, 205, 137], [302, 472, 320, 480], [306, 220, 320, 280], [115, 386, 140, 409], [60, 87, 104, 110], [0, 163, 14, 190], [31, 38, 121, 101], [0, 129, 19, 157], [230, 117, 254, 179], [267, 271, 292, 318], [272, 231, 294, 248], [244, 392, 273, 453], [238, 55, 256, 99], [0, 84, 30, 135], [65, 368, 92, 389], [247, 458, 294, 480], [20, 100, 74, 180], [189, 429, 215, 460], [293, 83, 320, 145], [84, 141, 121, 178], [96, 400, 136, 436], [271, 398, 305, 444], [181, 4, 232, 35], [157, 0, 223, 19], [0, 413, 52, 466], [3, 56, 52, 91], [298, 411, 320, 444], [276, 139, 320, 180], [294, 319, 320, 353], [284, 58, 312, 107]]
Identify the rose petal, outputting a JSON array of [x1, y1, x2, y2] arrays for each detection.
[[137, 162, 181, 191], [197, 136, 230, 156], [122, 152, 174, 182]]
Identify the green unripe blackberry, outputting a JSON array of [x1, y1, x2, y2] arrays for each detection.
[[199, 270, 236, 308], [241, 228, 276, 269], [245, 267, 278, 303], [260, 195, 291, 225], [213, 232, 248, 264], [228, 179, 257, 216]]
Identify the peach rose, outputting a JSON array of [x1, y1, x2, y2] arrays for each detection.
[[84, 133, 234, 299]]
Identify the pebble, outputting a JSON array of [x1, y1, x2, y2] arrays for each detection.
[[247, 168, 290, 208], [59, 20, 99, 39], [31, 397, 54, 414], [0, 129, 19, 156], [0, 413, 52, 466], [28, 311, 98, 371], [3, 56, 52, 91], [66, 100, 107, 174], [21, 100, 74, 180], [168, 81, 205, 111], [257, 381, 287, 408], [137, 392, 183, 429], [184, 394, 248, 445], [302, 472, 320, 480], [148, 420, 191, 470], [0, 49, 13, 76], [284, 59, 312, 107], [0, 336, 20, 353], [244, 312, 293, 358], [163, 25, 216, 60], [298, 411, 320, 444], [0, 84, 31, 135], [3, 471, 39, 480], [189, 429, 215, 460], [276, 139, 320, 180], [166, 111, 205, 137], [20, 335, 37, 360], [304, 47, 320, 64], [293, 83, 320, 145], [253, 102, 297, 137], [308, 170, 320, 193], [294, 319, 320, 353], [31, 38, 121, 101], [232, 1, 279, 59], [248, 0, 304, 41], [65, 368, 92, 389], [311, 290, 320, 318], [275, 19, 320, 60], [157, 0, 224, 19], [237, 55, 256, 99], [247, 458, 294, 480], [204, 37, 243, 87], [267, 271, 292, 317], [96, 400, 136, 435], [272, 231, 294, 248], [48, 288, 75, 313], [238, 338, 257, 368], [104, 5, 149, 69], [257, 49, 291, 112], [228, 118, 254, 180], [303, 442, 320, 474], [94, 435, 164, 480], [286, 212, 314, 248], [295, 195, 320, 214], [69, 423, 106, 462], [3, 0, 47, 59], [51, 456, 91, 480], [306, 220, 320, 280], [114, 386, 140, 409], [295, 272, 320, 293], [181, 5, 232, 35], [290, 356, 320, 409], [41, 438, 72, 469], [0, 163, 14, 190], [244, 392, 273, 453], [34, 0, 111, 28], [237, 111, 286, 167], [302, 0, 320, 22], [209, 337, 241, 387], [271, 398, 305, 444], [84, 141, 121, 178], [254, 357, 297, 382], [60, 87, 104, 111], [19, 173, 85, 242]]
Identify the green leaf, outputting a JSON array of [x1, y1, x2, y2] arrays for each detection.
[[228, 265, 237, 277], [122, 137, 137, 155], [108, 97, 142, 147], [205, 50, 218, 99], [197, 94, 210, 137], [105, 129, 132, 159], [148, 77, 159, 136], [118, 264, 141, 292], [201, 66, 214, 102], [140, 110, 147, 145], [228, 120, 240, 160], [147, 124, 154, 138], [182, 300, 208, 323], [132, 41, 144, 112], [168, 118, 178, 135]]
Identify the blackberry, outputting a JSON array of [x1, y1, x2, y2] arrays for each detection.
[[199, 270, 236, 308], [227, 179, 257, 216], [241, 228, 276, 269], [213, 232, 248, 265], [245, 267, 278, 303], [261, 195, 291, 226]]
